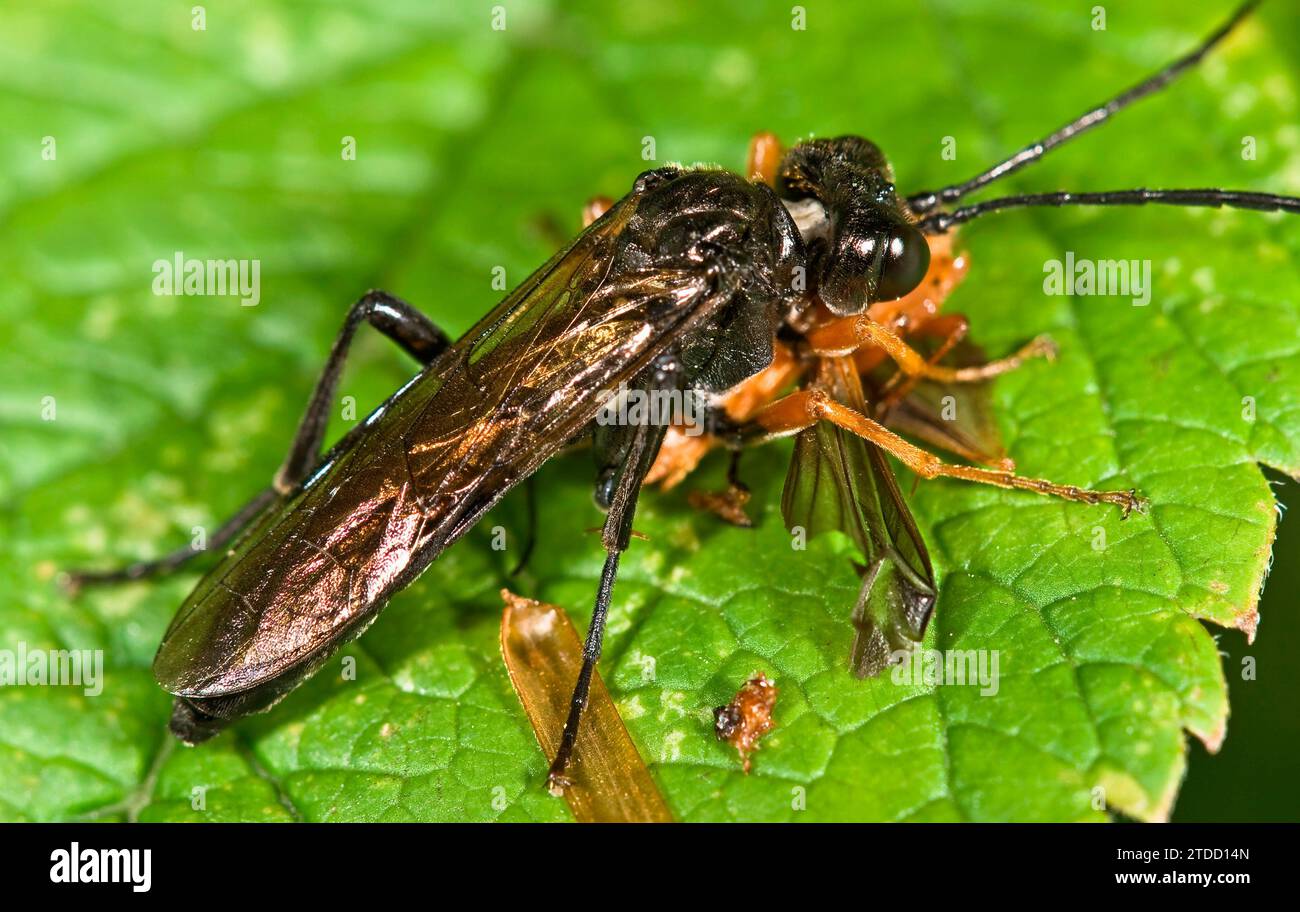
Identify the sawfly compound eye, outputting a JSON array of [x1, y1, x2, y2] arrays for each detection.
[[820, 218, 931, 313], [875, 223, 930, 302]]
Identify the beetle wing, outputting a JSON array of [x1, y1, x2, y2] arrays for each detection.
[[156, 188, 736, 698], [781, 357, 936, 678]]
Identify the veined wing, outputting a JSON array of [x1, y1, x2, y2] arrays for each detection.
[[781, 356, 936, 677], [156, 182, 737, 697]]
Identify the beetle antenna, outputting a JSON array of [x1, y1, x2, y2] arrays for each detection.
[[907, 1, 1261, 215], [916, 187, 1300, 234]]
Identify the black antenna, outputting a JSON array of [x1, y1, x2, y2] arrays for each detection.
[[917, 188, 1300, 234], [907, 1, 1261, 216]]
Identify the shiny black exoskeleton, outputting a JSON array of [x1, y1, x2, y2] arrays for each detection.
[[590, 139, 930, 512]]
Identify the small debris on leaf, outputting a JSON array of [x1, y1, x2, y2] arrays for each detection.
[[499, 589, 673, 822], [714, 673, 778, 773]]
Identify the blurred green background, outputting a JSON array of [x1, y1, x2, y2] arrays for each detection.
[[1, 0, 1297, 821]]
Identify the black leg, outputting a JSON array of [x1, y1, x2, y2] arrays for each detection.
[[725, 448, 747, 491], [65, 289, 449, 590], [509, 477, 537, 578], [547, 360, 676, 791], [547, 548, 622, 793], [274, 289, 450, 492], [63, 487, 279, 593], [546, 452, 653, 791]]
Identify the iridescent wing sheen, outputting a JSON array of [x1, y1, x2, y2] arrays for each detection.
[[155, 193, 734, 698], [781, 357, 936, 678]]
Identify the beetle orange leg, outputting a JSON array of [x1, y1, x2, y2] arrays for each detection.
[[751, 389, 1146, 516], [746, 131, 783, 186], [875, 312, 971, 412], [810, 314, 1056, 383]]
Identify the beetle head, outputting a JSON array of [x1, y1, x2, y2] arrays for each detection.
[[777, 136, 929, 315]]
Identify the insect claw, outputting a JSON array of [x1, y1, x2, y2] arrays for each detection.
[[687, 483, 754, 527], [1119, 489, 1149, 519], [1033, 335, 1059, 363], [56, 571, 84, 598], [546, 771, 573, 797]]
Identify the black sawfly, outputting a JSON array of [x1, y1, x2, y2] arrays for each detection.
[[67, 1, 1300, 790]]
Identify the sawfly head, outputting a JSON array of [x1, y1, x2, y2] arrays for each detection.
[[777, 135, 930, 315]]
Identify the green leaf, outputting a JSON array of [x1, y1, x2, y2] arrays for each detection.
[[2, 0, 1296, 822]]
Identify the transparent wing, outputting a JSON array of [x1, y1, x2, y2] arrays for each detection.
[[781, 356, 936, 678]]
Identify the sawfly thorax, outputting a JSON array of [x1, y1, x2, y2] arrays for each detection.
[[778, 136, 930, 315], [621, 167, 806, 392]]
